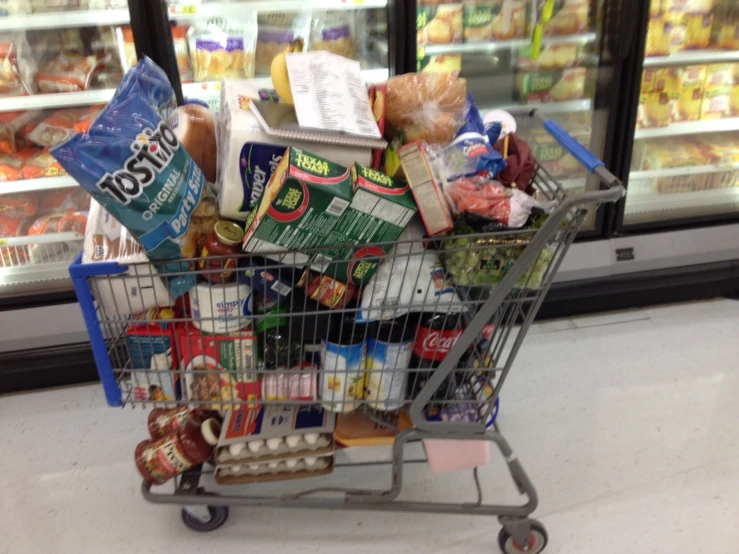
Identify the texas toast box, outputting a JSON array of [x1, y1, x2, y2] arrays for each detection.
[[310, 163, 418, 285], [241, 147, 353, 265]]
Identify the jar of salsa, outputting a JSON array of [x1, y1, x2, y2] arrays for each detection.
[[136, 417, 221, 485], [198, 220, 244, 283], [299, 270, 356, 310]]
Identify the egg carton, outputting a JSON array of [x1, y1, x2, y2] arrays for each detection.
[[215, 433, 333, 464], [215, 453, 335, 485]]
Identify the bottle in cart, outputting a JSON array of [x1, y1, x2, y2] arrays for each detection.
[[408, 312, 465, 403], [135, 417, 220, 485], [320, 314, 368, 413], [366, 316, 414, 412]]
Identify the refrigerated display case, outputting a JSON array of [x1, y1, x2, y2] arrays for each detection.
[[160, 0, 401, 110], [620, 0, 739, 229]]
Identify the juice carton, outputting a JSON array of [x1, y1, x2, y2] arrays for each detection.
[[242, 147, 354, 264], [310, 163, 418, 285], [126, 308, 180, 402], [178, 326, 259, 410]]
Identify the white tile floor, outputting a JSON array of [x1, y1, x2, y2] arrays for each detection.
[[2, 298, 739, 554]]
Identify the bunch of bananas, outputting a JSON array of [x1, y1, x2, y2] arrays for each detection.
[[269, 39, 304, 104]]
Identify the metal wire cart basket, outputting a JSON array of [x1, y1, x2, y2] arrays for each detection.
[[70, 113, 624, 554]]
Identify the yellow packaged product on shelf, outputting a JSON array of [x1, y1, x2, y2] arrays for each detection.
[[632, 138, 706, 170], [645, 11, 685, 56], [696, 134, 739, 164], [681, 12, 713, 49], [666, 65, 706, 122], [533, 0, 588, 36], [660, 0, 713, 12], [638, 92, 671, 128], [490, 0, 526, 40], [717, 23, 739, 50], [731, 84, 739, 117], [701, 88, 731, 119], [417, 2, 464, 46]]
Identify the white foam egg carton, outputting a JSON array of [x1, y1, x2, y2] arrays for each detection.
[[216, 432, 332, 464], [218, 452, 332, 477]]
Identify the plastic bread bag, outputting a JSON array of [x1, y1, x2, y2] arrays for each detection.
[[309, 11, 356, 59], [255, 12, 310, 74], [0, 147, 36, 181], [427, 132, 506, 189], [50, 57, 210, 296], [384, 72, 467, 145], [20, 148, 68, 180], [188, 15, 258, 82], [360, 218, 464, 322], [0, 111, 40, 154], [167, 100, 218, 184], [27, 106, 103, 148], [0, 33, 37, 98], [36, 51, 111, 93]]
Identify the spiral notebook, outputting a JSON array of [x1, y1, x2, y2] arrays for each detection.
[[249, 100, 387, 150]]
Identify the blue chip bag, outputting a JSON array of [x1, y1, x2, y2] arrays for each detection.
[[51, 57, 207, 266]]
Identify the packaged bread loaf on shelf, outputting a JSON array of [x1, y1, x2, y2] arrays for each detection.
[[188, 16, 258, 81], [255, 13, 310, 74], [0, 34, 37, 97]]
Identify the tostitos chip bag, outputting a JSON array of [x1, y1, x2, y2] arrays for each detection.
[[50, 57, 207, 287]]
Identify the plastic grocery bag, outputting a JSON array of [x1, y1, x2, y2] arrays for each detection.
[[360, 218, 464, 321]]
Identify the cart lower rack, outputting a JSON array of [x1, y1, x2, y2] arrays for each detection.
[[70, 112, 624, 553]]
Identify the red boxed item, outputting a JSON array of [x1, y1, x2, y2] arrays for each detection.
[[178, 326, 260, 409], [398, 140, 453, 237], [125, 308, 181, 402]]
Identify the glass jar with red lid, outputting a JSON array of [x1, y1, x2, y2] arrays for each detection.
[[198, 220, 244, 283]]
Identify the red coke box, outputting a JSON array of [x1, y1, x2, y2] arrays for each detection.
[[177, 325, 261, 410]]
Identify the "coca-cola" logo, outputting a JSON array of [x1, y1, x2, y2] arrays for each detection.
[[413, 326, 464, 362]]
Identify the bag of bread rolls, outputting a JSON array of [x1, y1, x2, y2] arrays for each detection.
[[384, 72, 467, 145]]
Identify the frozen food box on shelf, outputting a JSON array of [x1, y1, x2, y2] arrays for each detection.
[[631, 137, 710, 171], [217, 80, 372, 221], [241, 146, 354, 264], [178, 326, 260, 410], [308, 163, 418, 286], [516, 43, 583, 71], [527, 0, 588, 36], [460, 0, 527, 43], [701, 63, 735, 120], [418, 54, 463, 74], [417, 2, 464, 46], [126, 308, 181, 403], [515, 67, 587, 103]]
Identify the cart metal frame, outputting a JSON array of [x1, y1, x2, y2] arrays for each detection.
[[70, 112, 624, 553]]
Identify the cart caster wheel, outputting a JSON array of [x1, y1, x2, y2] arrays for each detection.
[[181, 505, 229, 532], [498, 520, 548, 553]]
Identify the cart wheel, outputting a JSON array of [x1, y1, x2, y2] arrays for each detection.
[[498, 520, 548, 553], [181, 505, 229, 532]]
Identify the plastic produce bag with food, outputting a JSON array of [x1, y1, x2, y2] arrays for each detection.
[[188, 16, 257, 82], [36, 51, 111, 93], [446, 177, 544, 228], [360, 219, 464, 321], [0, 34, 37, 97], [384, 72, 467, 145], [309, 11, 356, 59], [429, 132, 506, 187], [167, 100, 217, 184], [255, 13, 310, 74], [51, 57, 209, 270]]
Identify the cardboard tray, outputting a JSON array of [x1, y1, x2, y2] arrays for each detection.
[[214, 456, 335, 485]]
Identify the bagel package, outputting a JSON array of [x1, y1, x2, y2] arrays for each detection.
[[384, 72, 467, 145]]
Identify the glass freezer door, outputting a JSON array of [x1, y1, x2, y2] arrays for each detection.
[[414, 0, 623, 234], [162, 0, 394, 110], [0, 2, 133, 296], [622, 0, 739, 228]]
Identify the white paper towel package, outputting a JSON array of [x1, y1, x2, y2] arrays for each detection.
[[216, 79, 373, 221]]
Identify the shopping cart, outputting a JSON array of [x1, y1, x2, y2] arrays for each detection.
[[70, 112, 624, 554]]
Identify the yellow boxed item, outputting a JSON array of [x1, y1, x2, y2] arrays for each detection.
[[650, 0, 661, 17], [701, 87, 731, 119], [638, 92, 672, 128], [654, 174, 715, 194], [530, 0, 588, 36], [515, 67, 587, 103], [490, 0, 526, 40], [641, 68, 659, 93], [419, 54, 463, 74], [661, 0, 713, 12], [517, 43, 582, 71], [682, 12, 713, 49], [704, 64, 734, 89], [665, 65, 707, 122], [717, 23, 739, 50], [417, 2, 464, 46], [731, 84, 739, 116], [633, 138, 707, 170], [645, 12, 686, 57], [696, 134, 739, 164]]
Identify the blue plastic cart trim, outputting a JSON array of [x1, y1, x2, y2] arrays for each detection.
[[543, 119, 605, 174], [69, 253, 127, 407]]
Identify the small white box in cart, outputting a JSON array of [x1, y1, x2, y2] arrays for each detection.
[[218, 404, 335, 449]]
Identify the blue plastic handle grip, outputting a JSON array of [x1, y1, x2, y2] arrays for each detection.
[[543, 119, 604, 174]]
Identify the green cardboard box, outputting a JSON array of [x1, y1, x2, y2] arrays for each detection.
[[310, 163, 418, 285], [242, 147, 353, 265]]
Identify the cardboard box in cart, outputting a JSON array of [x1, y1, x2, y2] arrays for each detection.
[[241, 147, 354, 265], [310, 163, 418, 285]]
